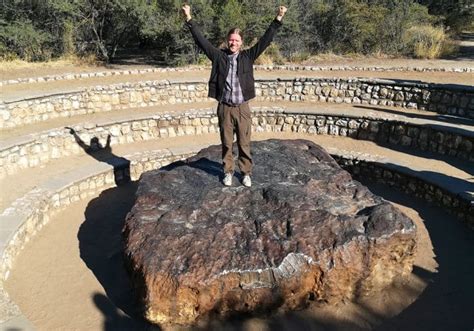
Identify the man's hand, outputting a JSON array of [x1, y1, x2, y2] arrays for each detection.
[[276, 5, 287, 21], [181, 4, 192, 22]]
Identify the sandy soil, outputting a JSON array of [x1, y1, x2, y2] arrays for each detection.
[[5, 136, 474, 330]]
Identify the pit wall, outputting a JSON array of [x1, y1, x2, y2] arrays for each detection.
[[1, 108, 472, 179], [1, 144, 472, 325], [0, 149, 195, 283], [1, 145, 472, 288], [335, 156, 473, 227], [2, 77, 474, 129]]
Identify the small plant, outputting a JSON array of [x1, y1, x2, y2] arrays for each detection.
[[196, 54, 211, 66], [288, 51, 311, 63], [254, 43, 285, 65], [440, 38, 460, 58]]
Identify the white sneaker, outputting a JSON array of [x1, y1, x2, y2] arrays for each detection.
[[242, 175, 252, 187], [223, 173, 233, 186]]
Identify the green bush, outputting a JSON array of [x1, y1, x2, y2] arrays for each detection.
[[0, 20, 53, 61], [0, 0, 469, 64]]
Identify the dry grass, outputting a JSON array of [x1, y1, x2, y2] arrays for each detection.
[[440, 39, 460, 58], [403, 25, 447, 59], [304, 52, 391, 63], [0, 54, 102, 71], [300, 52, 402, 66], [254, 43, 285, 65]]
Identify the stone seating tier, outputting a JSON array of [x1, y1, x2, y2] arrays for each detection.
[[2, 78, 473, 130], [1, 107, 472, 179], [1, 66, 473, 329]]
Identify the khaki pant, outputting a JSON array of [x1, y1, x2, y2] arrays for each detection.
[[217, 102, 252, 175]]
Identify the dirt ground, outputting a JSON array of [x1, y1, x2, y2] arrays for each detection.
[[6, 172, 474, 331], [2, 56, 473, 81], [4, 135, 474, 331]]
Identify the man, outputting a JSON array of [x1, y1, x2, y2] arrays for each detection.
[[182, 4, 287, 187]]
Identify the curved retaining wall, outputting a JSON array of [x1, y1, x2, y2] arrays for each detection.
[[0, 148, 196, 283], [2, 77, 474, 129], [0, 147, 196, 324], [1, 108, 472, 179], [2, 64, 472, 86], [336, 156, 474, 226], [1, 143, 472, 287], [1, 142, 472, 325]]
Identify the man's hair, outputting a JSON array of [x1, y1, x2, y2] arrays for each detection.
[[227, 28, 243, 40]]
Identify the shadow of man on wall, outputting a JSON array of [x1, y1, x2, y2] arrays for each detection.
[[67, 127, 131, 185]]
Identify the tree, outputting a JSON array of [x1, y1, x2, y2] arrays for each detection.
[[416, 0, 473, 32]]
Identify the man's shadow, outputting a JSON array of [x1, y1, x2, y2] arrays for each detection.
[[67, 127, 131, 185]]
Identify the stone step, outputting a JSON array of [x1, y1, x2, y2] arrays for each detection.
[[2, 77, 473, 130], [1, 104, 472, 182], [1, 137, 471, 284], [0, 145, 200, 328], [3, 100, 472, 141], [1, 131, 472, 217]]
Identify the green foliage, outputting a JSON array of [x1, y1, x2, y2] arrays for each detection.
[[0, 19, 52, 60], [0, 0, 466, 63], [307, 0, 440, 55], [416, 0, 473, 33], [216, 0, 245, 40]]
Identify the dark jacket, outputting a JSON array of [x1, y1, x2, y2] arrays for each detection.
[[185, 18, 282, 102]]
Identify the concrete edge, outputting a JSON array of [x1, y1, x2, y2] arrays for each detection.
[[2, 64, 473, 87]]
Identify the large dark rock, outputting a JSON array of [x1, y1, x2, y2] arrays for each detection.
[[123, 139, 417, 325]]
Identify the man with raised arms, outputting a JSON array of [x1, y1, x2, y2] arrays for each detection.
[[182, 4, 287, 187]]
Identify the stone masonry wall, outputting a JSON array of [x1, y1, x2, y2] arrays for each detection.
[[1, 108, 472, 179], [254, 79, 474, 119], [0, 149, 194, 282], [336, 156, 474, 228], [2, 78, 473, 129]]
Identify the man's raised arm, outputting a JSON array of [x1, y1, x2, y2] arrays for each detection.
[[181, 4, 192, 22], [247, 5, 287, 61], [182, 4, 220, 61], [276, 5, 288, 22]]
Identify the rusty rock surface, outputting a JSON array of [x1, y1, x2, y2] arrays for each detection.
[[123, 139, 417, 325]]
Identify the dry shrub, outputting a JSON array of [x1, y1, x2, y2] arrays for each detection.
[[403, 25, 446, 59], [0, 53, 101, 71], [254, 43, 285, 65], [288, 51, 311, 63], [62, 53, 102, 66], [440, 39, 460, 58]]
